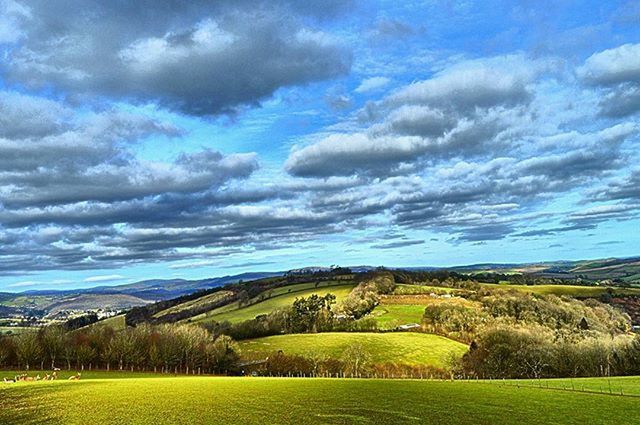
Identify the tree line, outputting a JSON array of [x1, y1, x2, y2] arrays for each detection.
[[0, 324, 240, 375]]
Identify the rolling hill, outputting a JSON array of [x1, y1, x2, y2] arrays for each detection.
[[238, 332, 467, 367], [45, 294, 152, 315], [190, 281, 356, 324]]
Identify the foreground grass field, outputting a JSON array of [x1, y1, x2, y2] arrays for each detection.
[[192, 282, 356, 324], [238, 332, 467, 367], [1, 376, 640, 424]]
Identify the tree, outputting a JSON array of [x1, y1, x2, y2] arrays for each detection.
[[108, 329, 138, 371], [0, 336, 14, 368], [207, 335, 241, 373], [40, 325, 66, 369], [288, 294, 336, 333], [341, 343, 371, 377], [14, 332, 43, 370], [176, 325, 209, 374]]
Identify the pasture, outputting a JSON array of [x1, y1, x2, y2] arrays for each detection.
[[153, 290, 234, 318], [0, 326, 33, 335], [86, 314, 126, 330], [1, 375, 640, 424], [191, 282, 356, 324], [479, 283, 640, 297], [370, 304, 426, 330], [238, 332, 467, 367], [371, 294, 476, 330]]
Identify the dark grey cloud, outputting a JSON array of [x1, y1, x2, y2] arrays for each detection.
[[0, 91, 71, 138], [598, 84, 640, 118], [514, 223, 596, 238], [2, 0, 352, 116], [455, 223, 515, 242], [0, 92, 273, 272], [578, 43, 640, 117], [593, 170, 640, 201], [596, 240, 623, 246], [0, 98, 258, 209], [567, 204, 640, 227], [371, 239, 424, 249]]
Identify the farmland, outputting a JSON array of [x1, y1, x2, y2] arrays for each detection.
[[0, 326, 32, 335], [190, 281, 356, 324], [479, 283, 640, 297], [370, 304, 427, 329], [1, 375, 640, 424], [238, 332, 467, 367]]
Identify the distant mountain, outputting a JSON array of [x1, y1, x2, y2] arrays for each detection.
[[20, 272, 284, 301], [6, 272, 284, 315]]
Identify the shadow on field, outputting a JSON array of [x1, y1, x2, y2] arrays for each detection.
[[0, 385, 65, 425]]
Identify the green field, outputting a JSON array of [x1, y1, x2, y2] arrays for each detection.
[[191, 282, 356, 324], [370, 304, 426, 330], [479, 283, 640, 297], [239, 332, 466, 367], [2, 375, 640, 424], [154, 290, 234, 318], [0, 295, 55, 309], [0, 326, 33, 335], [86, 314, 127, 331]]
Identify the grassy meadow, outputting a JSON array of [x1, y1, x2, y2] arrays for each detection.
[[1, 375, 640, 424], [154, 290, 234, 318], [0, 326, 33, 335], [238, 332, 467, 367], [479, 283, 640, 297], [370, 304, 426, 330], [191, 282, 356, 324]]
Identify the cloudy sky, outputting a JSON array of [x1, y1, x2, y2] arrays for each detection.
[[0, 0, 639, 291]]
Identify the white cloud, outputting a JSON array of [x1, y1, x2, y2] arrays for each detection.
[[578, 43, 640, 85], [355, 76, 391, 93], [83, 274, 125, 283], [7, 280, 39, 288]]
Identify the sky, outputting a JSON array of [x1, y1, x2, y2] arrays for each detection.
[[0, 0, 639, 291]]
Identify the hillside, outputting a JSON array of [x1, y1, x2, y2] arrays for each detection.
[[191, 281, 356, 324], [154, 290, 235, 319], [45, 294, 152, 315], [479, 283, 640, 297], [238, 332, 466, 367]]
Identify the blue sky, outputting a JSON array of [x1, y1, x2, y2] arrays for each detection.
[[0, 0, 639, 291]]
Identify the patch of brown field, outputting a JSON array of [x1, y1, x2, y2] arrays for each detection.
[[511, 266, 547, 273]]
